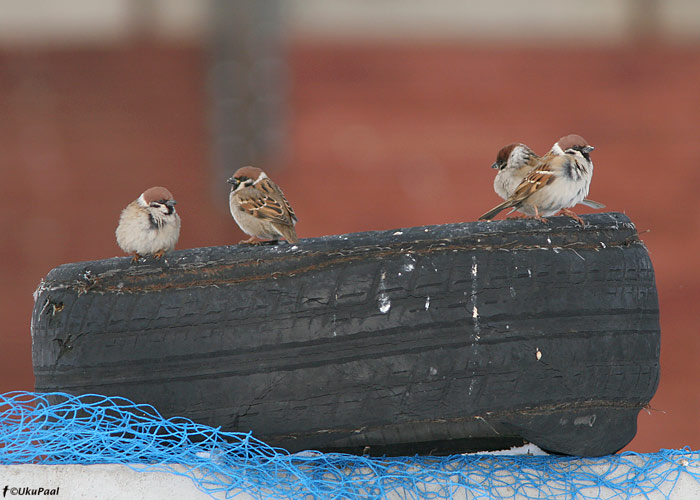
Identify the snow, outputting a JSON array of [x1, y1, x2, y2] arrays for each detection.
[[378, 293, 391, 314], [464, 443, 549, 456]]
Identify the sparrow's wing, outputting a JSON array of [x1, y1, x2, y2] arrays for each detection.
[[236, 185, 296, 227], [258, 177, 298, 224], [509, 156, 562, 201], [479, 156, 559, 220]]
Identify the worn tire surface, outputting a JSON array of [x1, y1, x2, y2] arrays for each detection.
[[32, 213, 660, 456]]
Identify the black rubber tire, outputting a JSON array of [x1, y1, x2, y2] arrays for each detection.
[[32, 213, 660, 456]]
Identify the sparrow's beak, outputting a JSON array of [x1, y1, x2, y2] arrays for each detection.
[[491, 161, 500, 169], [583, 145, 595, 154], [165, 200, 177, 208], [227, 177, 236, 185]]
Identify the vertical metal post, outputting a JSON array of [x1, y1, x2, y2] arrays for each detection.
[[208, 0, 285, 203], [628, 0, 660, 41]]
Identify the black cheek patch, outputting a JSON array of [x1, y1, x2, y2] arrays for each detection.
[[561, 159, 575, 180]]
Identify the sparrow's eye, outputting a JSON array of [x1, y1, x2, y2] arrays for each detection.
[[149, 202, 161, 208]]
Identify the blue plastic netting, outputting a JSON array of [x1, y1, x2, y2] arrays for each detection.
[[0, 391, 697, 499]]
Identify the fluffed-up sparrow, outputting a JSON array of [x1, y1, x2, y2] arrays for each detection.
[[116, 186, 181, 261], [227, 166, 299, 244], [480, 134, 596, 224], [491, 143, 540, 202]]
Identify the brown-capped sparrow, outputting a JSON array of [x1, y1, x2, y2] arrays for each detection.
[[491, 141, 604, 211], [491, 143, 540, 201], [227, 166, 299, 244], [480, 134, 596, 225], [116, 186, 181, 261]]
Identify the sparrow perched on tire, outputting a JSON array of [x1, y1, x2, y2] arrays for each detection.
[[490, 141, 604, 211], [116, 186, 181, 261], [480, 134, 596, 224], [227, 166, 299, 244]]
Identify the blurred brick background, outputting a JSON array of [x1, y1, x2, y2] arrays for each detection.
[[1, 1, 699, 453]]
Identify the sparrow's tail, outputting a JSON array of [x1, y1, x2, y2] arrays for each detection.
[[275, 224, 299, 244], [479, 200, 517, 221], [580, 198, 605, 209]]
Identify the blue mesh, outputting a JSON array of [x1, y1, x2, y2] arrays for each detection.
[[0, 391, 697, 499]]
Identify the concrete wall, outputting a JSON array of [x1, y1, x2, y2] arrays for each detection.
[[0, 0, 699, 45], [1, 454, 699, 499]]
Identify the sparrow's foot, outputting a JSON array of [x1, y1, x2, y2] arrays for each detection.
[[531, 206, 549, 224], [239, 236, 263, 245], [153, 250, 165, 259], [130, 252, 142, 263], [561, 209, 586, 226], [239, 237, 282, 246], [506, 213, 528, 220]]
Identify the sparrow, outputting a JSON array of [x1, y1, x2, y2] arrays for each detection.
[[227, 166, 299, 244], [490, 142, 605, 211], [116, 186, 181, 261], [480, 134, 596, 225], [491, 143, 540, 202]]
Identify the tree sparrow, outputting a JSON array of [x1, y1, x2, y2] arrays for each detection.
[[227, 166, 299, 244], [491, 141, 604, 211], [491, 143, 540, 201], [480, 134, 595, 225], [116, 186, 181, 261]]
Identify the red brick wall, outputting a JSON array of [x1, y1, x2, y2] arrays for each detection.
[[1, 41, 698, 453]]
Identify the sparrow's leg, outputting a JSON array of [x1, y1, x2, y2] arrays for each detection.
[[533, 206, 549, 224], [130, 252, 141, 263], [560, 208, 585, 226], [153, 250, 165, 259]]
